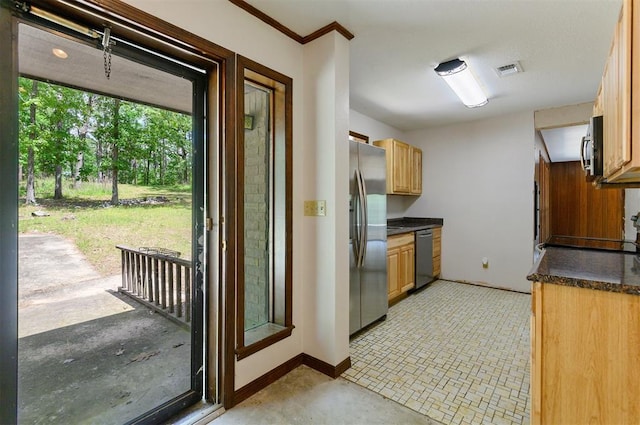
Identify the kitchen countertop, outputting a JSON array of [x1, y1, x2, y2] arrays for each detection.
[[387, 217, 443, 236], [527, 245, 640, 296]]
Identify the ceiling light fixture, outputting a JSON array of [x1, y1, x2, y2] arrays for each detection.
[[52, 48, 68, 59], [434, 58, 488, 108]]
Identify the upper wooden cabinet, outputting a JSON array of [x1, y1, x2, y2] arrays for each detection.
[[373, 138, 422, 195], [599, 0, 640, 182], [410, 146, 422, 194]]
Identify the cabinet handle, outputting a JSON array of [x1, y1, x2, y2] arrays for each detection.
[[580, 136, 588, 171]]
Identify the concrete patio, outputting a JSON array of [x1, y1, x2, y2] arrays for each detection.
[[18, 234, 192, 424]]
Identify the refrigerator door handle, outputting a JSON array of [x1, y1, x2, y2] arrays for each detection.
[[359, 170, 369, 265], [352, 171, 361, 262], [356, 169, 367, 267]]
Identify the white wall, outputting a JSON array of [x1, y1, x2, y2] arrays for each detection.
[[302, 33, 350, 365], [350, 110, 406, 142], [405, 111, 535, 293], [123, 0, 347, 389]]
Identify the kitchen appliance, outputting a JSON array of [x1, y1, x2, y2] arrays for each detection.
[[415, 229, 435, 289], [580, 115, 603, 178], [349, 140, 388, 335], [631, 212, 640, 253]]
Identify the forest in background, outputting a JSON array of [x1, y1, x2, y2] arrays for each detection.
[[18, 77, 193, 204]]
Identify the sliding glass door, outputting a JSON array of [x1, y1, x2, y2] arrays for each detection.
[[0, 3, 216, 423]]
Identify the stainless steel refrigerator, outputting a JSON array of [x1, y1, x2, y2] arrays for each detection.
[[349, 140, 388, 335]]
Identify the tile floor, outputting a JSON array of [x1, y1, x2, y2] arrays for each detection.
[[343, 280, 531, 425]]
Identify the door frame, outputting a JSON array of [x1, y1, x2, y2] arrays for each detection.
[[0, 1, 238, 422]]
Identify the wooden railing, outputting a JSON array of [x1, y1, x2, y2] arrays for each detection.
[[116, 245, 192, 328]]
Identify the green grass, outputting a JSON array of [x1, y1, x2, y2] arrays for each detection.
[[19, 180, 192, 276]]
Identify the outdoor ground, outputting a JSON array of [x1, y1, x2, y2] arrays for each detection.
[[18, 233, 192, 425]]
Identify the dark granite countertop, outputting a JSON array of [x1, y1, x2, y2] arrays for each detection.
[[387, 217, 443, 236], [527, 246, 640, 295]]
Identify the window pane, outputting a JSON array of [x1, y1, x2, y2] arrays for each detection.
[[244, 82, 272, 332]]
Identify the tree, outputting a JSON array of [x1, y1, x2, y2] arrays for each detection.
[[29, 82, 86, 199], [142, 108, 192, 185], [111, 98, 121, 204], [18, 78, 44, 204], [25, 80, 38, 204], [72, 93, 96, 189], [18, 77, 194, 196], [94, 97, 142, 204]]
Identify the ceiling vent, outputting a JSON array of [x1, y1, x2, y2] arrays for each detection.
[[495, 61, 523, 77]]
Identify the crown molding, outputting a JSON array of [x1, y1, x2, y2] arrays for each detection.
[[303, 21, 354, 44], [228, 0, 354, 44]]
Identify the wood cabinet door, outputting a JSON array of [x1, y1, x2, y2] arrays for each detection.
[[392, 141, 411, 193], [399, 244, 415, 293], [531, 283, 542, 424], [603, 36, 620, 176], [533, 282, 640, 424], [410, 147, 422, 194], [603, 0, 632, 179], [432, 227, 441, 277], [387, 247, 400, 300]]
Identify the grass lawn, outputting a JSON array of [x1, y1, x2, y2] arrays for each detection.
[[19, 181, 192, 276]]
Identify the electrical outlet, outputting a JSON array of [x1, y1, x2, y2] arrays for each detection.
[[482, 257, 489, 269], [304, 200, 327, 216]]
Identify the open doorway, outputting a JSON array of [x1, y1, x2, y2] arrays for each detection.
[[536, 125, 624, 251], [10, 11, 212, 424]]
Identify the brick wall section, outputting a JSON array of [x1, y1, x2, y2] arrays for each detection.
[[244, 88, 270, 330]]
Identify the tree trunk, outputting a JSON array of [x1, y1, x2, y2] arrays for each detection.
[[146, 150, 151, 185], [111, 99, 120, 205], [131, 159, 137, 185], [180, 149, 189, 184], [158, 142, 164, 185], [53, 118, 64, 200], [73, 151, 84, 189], [54, 164, 63, 199], [25, 147, 36, 204], [25, 80, 38, 204], [96, 137, 103, 183], [111, 145, 119, 204], [74, 123, 88, 189]]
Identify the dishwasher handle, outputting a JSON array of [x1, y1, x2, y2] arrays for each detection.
[[417, 230, 433, 238]]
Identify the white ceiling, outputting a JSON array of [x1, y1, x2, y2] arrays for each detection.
[[19, 24, 193, 114], [540, 124, 588, 162], [244, 0, 622, 132]]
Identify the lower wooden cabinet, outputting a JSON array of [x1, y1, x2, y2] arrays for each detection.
[[387, 233, 414, 301], [531, 282, 640, 424], [432, 227, 441, 278]]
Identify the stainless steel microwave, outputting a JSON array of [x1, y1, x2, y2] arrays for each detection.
[[580, 115, 603, 177]]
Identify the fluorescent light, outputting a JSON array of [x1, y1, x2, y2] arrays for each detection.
[[435, 58, 488, 108]]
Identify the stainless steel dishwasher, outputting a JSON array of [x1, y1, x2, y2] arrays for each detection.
[[415, 229, 434, 289]]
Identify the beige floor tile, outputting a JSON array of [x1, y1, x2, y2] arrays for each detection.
[[346, 280, 530, 425]]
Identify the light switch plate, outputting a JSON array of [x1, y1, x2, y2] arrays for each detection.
[[304, 200, 326, 216]]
